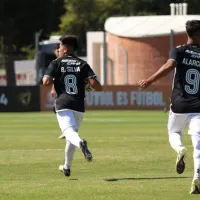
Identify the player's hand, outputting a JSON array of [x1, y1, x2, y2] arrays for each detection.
[[50, 90, 55, 97], [138, 79, 152, 89]]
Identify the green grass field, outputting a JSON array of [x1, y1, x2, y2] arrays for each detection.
[[0, 111, 198, 200]]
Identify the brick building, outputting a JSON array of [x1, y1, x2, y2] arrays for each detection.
[[104, 15, 200, 86]]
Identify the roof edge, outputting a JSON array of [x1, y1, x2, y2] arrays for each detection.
[[105, 15, 200, 38]]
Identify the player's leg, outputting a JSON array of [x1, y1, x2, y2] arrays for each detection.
[[74, 111, 93, 162], [188, 114, 200, 194], [59, 140, 76, 177], [56, 110, 82, 147], [58, 110, 84, 139], [58, 133, 65, 139], [58, 110, 85, 139], [190, 135, 200, 194], [168, 111, 189, 174], [64, 141, 76, 169], [56, 110, 81, 176], [62, 112, 85, 170], [57, 110, 92, 162]]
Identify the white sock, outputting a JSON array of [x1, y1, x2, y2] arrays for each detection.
[[169, 132, 184, 153], [191, 135, 200, 179], [64, 140, 76, 169], [63, 126, 82, 148]]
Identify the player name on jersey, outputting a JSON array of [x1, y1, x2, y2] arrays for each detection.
[[182, 58, 200, 67], [61, 66, 80, 73]]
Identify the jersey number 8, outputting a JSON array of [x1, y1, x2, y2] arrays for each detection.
[[64, 75, 78, 94]]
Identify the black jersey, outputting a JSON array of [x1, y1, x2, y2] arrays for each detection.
[[44, 55, 96, 112], [169, 44, 200, 113]]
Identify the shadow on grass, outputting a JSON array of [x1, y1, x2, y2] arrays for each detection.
[[104, 177, 190, 182], [69, 178, 78, 181]]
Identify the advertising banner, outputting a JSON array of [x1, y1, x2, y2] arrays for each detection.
[[0, 86, 40, 112], [40, 85, 171, 111], [85, 85, 171, 110]]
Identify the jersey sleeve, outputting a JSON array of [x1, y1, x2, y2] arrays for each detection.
[[168, 48, 178, 61], [83, 63, 97, 80], [43, 60, 57, 80]]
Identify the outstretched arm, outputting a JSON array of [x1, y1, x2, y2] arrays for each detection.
[[138, 60, 176, 88]]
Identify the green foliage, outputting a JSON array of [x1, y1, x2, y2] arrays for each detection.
[[59, 0, 103, 54], [0, 0, 200, 56], [58, 0, 200, 54], [21, 45, 35, 59], [0, 0, 65, 53]]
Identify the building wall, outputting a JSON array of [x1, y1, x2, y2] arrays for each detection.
[[106, 33, 187, 86]]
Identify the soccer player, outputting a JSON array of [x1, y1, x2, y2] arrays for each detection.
[[54, 43, 60, 58], [42, 35, 102, 177], [50, 43, 60, 98], [138, 20, 200, 194]]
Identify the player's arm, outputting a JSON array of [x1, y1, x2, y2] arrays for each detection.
[[84, 64, 103, 91], [138, 48, 177, 88], [88, 77, 103, 91], [138, 60, 175, 88], [50, 82, 55, 97], [43, 76, 53, 85], [42, 60, 56, 86]]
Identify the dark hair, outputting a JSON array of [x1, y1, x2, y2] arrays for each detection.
[[55, 43, 60, 50], [59, 35, 79, 51], [186, 20, 200, 38]]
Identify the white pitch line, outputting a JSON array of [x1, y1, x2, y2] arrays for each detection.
[[0, 115, 53, 119], [0, 115, 166, 123], [0, 149, 63, 153]]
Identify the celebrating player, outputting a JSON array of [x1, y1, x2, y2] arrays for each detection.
[[50, 43, 60, 98], [138, 20, 200, 194], [42, 35, 102, 177]]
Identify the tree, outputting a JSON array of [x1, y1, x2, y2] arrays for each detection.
[[59, 0, 99, 55], [59, 0, 200, 56], [0, 0, 65, 52], [59, 0, 134, 55], [0, 0, 65, 85]]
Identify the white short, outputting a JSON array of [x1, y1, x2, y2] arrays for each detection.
[[56, 110, 84, 132], [168, 111, 200, 136]]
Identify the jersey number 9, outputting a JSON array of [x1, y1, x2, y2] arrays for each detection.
[[185, 69, 200, 95]]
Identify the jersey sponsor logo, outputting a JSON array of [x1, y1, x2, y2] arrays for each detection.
[[185, 50, 200, 55], [61, 59, 81, 66], [182, 58, 200, 67], [185, 50, 200, 58], [61, 67, 80, 73]]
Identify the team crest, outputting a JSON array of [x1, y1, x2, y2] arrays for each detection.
[[18, 91, 31, 106]]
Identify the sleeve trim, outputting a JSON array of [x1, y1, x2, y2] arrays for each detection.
[[43, 75, 53, 80], [87, 75, 97, 80], [168, 58, 176, 61]]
